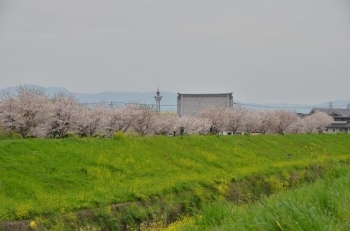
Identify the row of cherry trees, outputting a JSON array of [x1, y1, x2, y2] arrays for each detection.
[[0, 86, 334, 138], [198, 106, 333, 135]]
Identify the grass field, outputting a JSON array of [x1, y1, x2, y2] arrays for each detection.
[[167, 165, 350, 231], [0, 134, 350, 229]]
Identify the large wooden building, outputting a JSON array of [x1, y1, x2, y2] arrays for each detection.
[[177, 93, 233, 116]]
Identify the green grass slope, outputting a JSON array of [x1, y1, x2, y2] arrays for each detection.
[[0, 134, 349, 222], [167, 165, 350, 231]]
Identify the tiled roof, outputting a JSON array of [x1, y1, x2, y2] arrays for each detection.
[[310, 108, 350, 117], [297, 113, 308, 118], [326, 122, 350, 128]]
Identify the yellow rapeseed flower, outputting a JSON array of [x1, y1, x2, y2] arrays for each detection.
[[29, 221, 37, 229]]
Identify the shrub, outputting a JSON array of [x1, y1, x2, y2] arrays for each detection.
[[113, 131, 126, 141]]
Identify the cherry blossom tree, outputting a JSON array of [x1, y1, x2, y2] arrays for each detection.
[[188, 117, 212, 135], [74, 105, 108, 137], [132, 105, 157, 135], [226, 105, 248, 134], [103, 107, 122, 137], [272, 109, 298, 134], [176, 116, 193, 134], [0, 86, 52, 138], [175, 116, 211, 135], [152, 112, 177, 135], [48, 92, 80, 138], [198, 106, 228, 132], [287, 116, 304, 134], [303, 111, 333, 133], [243, 110, 260, 133], [3, 86, 335, 138], [103, 104, 141, 136], [256, 110, 276, 134]]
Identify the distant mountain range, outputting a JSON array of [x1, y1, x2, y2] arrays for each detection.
[[0, 84, 178, 111], [1, 85, 350, 113]]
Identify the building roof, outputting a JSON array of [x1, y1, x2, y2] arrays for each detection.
[[297, 113, 308, 118], [326, 122, 350, 129], [177, 93, 233, 96], [310, 108, 350, 118]]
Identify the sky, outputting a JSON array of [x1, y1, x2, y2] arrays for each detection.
[[1, 0, 350, 104]]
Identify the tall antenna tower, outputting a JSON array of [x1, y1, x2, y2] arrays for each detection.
[[154, 85, 162, 113]]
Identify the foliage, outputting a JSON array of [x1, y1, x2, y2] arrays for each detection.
[[0, 85, 52, 138], [48, 92, 80, 138], [303, 110, 334, 133], [169, 165, 350, 231], [113, 131, 126, 141], [0, 134, 350, 227], [272, 109, 298, 134], [0, 86, 335, 138]]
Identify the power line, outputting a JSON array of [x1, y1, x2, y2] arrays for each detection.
[[233, 101, 349, 109], [81, 101, 177, 107], [80, 101, 349, 110], [233, 102, 311, 109]]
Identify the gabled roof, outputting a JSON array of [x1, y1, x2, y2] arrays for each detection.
[[310, 108, 350, 118]]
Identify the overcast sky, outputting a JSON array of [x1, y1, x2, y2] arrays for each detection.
[[1, 0, 350, 104]]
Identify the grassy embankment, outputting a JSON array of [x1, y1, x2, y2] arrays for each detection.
[[167, 165, 350, 231], [0, 134, 350, 230]]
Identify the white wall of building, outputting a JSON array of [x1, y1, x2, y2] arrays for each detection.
[[177, 93, 233, 116]]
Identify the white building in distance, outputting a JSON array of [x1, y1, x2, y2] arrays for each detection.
[[177, 93, 233, 116]]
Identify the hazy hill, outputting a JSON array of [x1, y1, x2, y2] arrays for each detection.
[[1, 85, 178, 111]]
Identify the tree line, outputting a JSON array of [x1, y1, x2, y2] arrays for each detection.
[[0, 86, 334, 138]]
